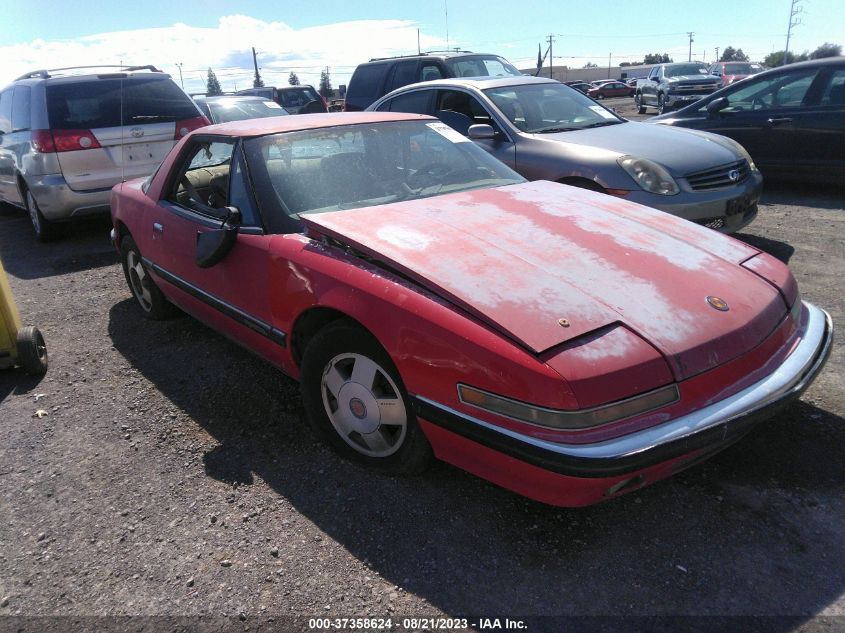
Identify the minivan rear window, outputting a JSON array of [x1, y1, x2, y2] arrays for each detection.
[[347, 64, 388, 98], [46, 77, 199, 129]]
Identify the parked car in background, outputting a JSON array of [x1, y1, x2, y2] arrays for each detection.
[[0, 65, 208, 240], [588, 81, 635, 99], [193, 95, 288, 124], [708, 62, 765, 88], [655, 56, 845, 183], [369, 76, 762, 233], [344, 51, 521, 112], [236, 85, 327, 114], [567, 82, 592, 94], [109, 112, 832, 508], [635, 62, 721, 114]]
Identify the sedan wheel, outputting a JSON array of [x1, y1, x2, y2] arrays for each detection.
[[301, 320, 432, 474], [120, 236, 174, 319]]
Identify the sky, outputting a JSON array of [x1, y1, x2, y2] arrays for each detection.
[[1, 0, 842, 93]]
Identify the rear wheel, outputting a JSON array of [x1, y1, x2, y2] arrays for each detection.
[[300, 320, 432, 474], [16, 326, 48, 375], [24, 189, 55, 242], [120, 235, 174, 320]]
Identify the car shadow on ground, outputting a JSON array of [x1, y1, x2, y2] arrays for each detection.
[[0, 369, 47, 404], [107, 299, 845, 625], [0, 205, 116, 280], [760, 182, 844, 211], [734, 232, 795, 264]]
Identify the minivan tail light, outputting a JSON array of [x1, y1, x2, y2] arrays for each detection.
[[51, 129, 102, 153], [175, 116, 210, 140], [31, 130, 56, 153]]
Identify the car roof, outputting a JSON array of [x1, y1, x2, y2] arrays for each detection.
[[380, 75, 558, 93], [365, 51, 496, 63], [196, 111, 434, 137]]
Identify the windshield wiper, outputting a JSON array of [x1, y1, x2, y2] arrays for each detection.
[[533, 126, 578, 133], [581, 120, 623, 129]]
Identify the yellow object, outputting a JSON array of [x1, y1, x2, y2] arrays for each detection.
[[0, 257, 48, 374]]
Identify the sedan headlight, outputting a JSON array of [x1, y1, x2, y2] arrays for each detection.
[[458, 383, 679, 430], [617, 156, 680, 195]]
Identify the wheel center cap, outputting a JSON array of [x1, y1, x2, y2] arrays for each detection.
[[349, 397, 367, 419]]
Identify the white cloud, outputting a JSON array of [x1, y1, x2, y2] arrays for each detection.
[[1, 15, 447, 92]]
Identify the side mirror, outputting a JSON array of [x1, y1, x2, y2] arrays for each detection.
[[706, 97, 730, 116], [468, 124, 496, 140], [196, 207, 241, 268]]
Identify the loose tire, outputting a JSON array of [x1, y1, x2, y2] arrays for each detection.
[[657, 93, 666, 115], [300, 320, 432, 474], [635, 93, 647, 115], [24, 189, 55, 242], [120, 235, 174, 319], [16, 326, 48, 375]]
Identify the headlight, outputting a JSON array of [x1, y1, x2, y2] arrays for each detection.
[[457, 383, 679, 430], [729, 141, 758, 172], [617, 156, 680, 195]]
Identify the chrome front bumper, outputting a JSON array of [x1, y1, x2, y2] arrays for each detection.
[[413, 302, 833, 477]]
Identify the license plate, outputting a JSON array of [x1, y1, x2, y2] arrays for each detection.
[[726, 195, 752, 217]]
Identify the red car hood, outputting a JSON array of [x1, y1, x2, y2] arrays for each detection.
[[302, 181, 786, 380]]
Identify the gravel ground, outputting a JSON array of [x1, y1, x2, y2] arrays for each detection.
[[0, 149, 843, 632]]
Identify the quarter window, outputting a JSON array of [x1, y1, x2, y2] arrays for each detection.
[[0, 89, 12, 134]]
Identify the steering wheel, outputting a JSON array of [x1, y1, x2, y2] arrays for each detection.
[[407, 163, 454, 189], [751, 96, 768, 111]]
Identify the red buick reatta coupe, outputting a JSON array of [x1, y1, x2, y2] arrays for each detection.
[[110, 112, 832, 507]]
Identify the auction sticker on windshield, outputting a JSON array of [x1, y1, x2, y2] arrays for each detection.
[[427, 122, 470, 142], [589, 105, 617, 120]]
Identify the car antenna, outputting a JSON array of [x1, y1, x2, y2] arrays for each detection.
[[120, 65, 126, 184]]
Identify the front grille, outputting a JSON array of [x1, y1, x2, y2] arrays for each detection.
[[672, 84, 719, 95], [685, 159, 750, 191]]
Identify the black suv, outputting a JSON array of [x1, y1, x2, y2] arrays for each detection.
[[344, 51, 521, 111], [235, 85, 327, 114]]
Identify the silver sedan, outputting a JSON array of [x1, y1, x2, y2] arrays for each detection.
[[368, 76, 762, 233]]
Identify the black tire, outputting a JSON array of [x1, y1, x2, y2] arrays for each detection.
[[24, 188, 55, 242], [300, 320, 432, 475], [16, 326, 48, 375], [120, 235, 174, 320], [635, 93, 647, 114], [657, 93, 666, 115]]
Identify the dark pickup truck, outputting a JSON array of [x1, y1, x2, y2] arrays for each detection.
[[635, 63, 721, 114]]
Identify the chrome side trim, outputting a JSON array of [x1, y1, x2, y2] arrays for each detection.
[[418, 302, 831, 462]]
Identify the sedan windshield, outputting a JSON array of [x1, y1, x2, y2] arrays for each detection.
[[483, 82, 624, 133], [208, 99, 288, 123], [243, 120, 524, 224]]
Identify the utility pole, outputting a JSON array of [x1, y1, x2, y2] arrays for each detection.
[[784, 0, 803, 66], [547, 34, 555, 80], [715, 47, 720, 62], [417, 28, 421, 55], [175, 62, 184, 89], [608, 52, 612, 78], [444, 0, 449, 51], [687, 32, 694, 62], [252, 47, 263, 88]]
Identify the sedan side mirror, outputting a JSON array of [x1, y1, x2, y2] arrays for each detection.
[[706, 97, 730, 116], [196, 207, 241, 268], [468, 124, 497, 140]]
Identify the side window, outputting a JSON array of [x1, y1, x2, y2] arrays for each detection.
[[383, 90, 431, 114], [648, 67, 658, 80], [720, 69, 818, 112], [0, 89, 12, 134], [347, 64, 387, 98], [11, 86, 31, 131], [168, 140, 236, 216], [435, 90, 496, 136], [818, 69, 845, 107], [229, 149, 260, 227], [419, 63, 444, 82], [387, 61, 419, 92]]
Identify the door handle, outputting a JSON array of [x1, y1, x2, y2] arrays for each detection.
[[767, 117, 793, 126], [153, 222, 164, 234]]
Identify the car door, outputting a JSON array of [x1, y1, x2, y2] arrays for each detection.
[[642, 67, 660, 104], [694, 66, 820, 175], [148, 136, 284, 364], [788, 65, 845, 180]]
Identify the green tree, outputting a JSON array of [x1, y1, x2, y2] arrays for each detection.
[[253, 69, 264, 88], [206, 68, 223, 96], [764, 50, 809, 67], [810, 42, 842, 59], [643, 53, 673, 64], [582, 61, 598, 69], [319, 69, 332, 97], [288, 72, 301, 86], [720, 46, 750, 62]]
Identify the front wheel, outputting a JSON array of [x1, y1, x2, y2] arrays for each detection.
[[635, 93, 647, 114], [120, 235, 174, 320], [300, 320, 432, 474], [657, 94, 666, 115]]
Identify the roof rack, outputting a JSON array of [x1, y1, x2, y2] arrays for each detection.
[[14, 65, 163, 81], [424, 49, 474, 54], [367, 50, 476, 62]]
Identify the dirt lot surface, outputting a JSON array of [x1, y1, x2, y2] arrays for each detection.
[[0, 129, 843, 631]]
